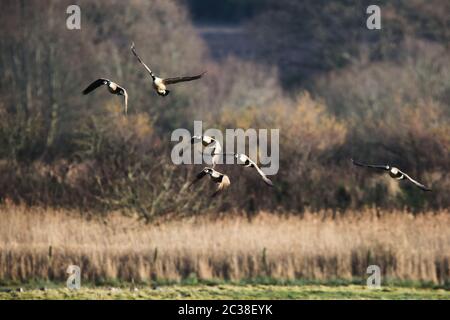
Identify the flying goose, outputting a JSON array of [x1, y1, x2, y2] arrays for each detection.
[[82, 79, 128, 115], [225, 153, 274, 187], [191, 135, 222, 167], [131, 42, 206, 97], [351, 159, 431, 191], [189, 167, 230, 197]]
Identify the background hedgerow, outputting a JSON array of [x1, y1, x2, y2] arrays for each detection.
[[0, 0, 449, 218]]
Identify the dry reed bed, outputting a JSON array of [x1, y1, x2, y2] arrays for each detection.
[[0, 205, 448, 284]]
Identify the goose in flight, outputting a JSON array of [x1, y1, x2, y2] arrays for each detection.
[[82, 79, 128, 115], [131, 42, 206, 97], [189, 167, 230, 198], [351, 159, 431, 191], [226, 153, 274, 187], [191, 135, 222, 167]]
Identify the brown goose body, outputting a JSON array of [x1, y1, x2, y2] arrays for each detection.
[[233, 153, 274, 187], [189, 167, 230, 197], [82, 78, 128, 115], [131, 42, 205, 97], [351, 159, 431, 191]]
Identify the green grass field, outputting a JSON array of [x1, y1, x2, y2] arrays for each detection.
[[1, 284, 449, 300]]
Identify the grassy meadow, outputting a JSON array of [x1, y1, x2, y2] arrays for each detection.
[[1, 284, 449, 300], [0, 205, 449, 300]]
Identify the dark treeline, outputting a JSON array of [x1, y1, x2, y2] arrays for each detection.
[[183, 0, 267, 23], [247, 0, 450, 86], [0, 0, 448, 221]]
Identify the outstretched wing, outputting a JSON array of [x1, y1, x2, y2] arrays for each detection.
[[82, 79, 109, 95], [188, 168, 209, 188], [131, 42, 154, 77], [212, 175, 230, 198], [400, 170, 432, 191], [191, 136, 221, 167], [163, 71, 206, 85], [191, 136, 203, 144], [122, 89, 128, 115], [252, 162, 274, 187], [351, 159, 389, 171], [210, 140, 222, 168]]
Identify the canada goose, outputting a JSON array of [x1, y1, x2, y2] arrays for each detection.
[[189, 167, 230, 197], [82, 79, 128, 115], [351, 159, 431, 191], [131, 42, 206, 97], [225, 153, 273, 187], [191, 135, 222, 167]]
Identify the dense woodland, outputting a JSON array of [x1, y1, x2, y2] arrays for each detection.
[[0, 0, 449, 221]]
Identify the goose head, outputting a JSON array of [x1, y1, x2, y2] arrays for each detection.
[[203, 136, 214, 144], [388, 166, 404, 179], [191, 136, 200, 144], [234, 153, 247, 163], [389, 166, 399, 174], [191, 135, 213, 145], [159, 89, 170, 96]]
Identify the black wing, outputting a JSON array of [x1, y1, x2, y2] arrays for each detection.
[[246, 157, 274, 187], [131, 42, 154, 77], [351, 159, 389, 171], [82, 79, 109, 95], [253, 164, 274, 187], [400, 170, 432, 191], [188, 168, 209, 188], [122, 89, 128, 115], [163, 72, 206, 85]]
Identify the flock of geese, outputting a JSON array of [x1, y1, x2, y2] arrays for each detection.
[[82, 42, 432, 197], [188, 135, 274, 197]]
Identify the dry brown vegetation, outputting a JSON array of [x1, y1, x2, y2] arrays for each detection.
[[0, 205, 448, 285]]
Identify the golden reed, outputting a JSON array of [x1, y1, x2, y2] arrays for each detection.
[[0, 205, 448, 284]]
